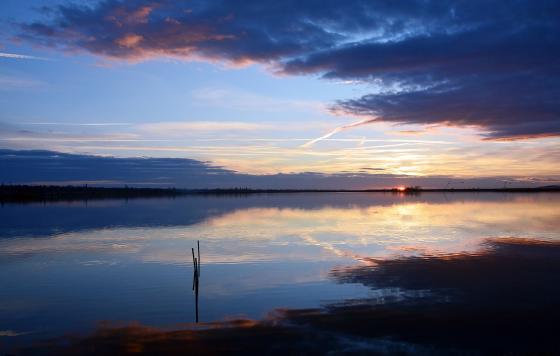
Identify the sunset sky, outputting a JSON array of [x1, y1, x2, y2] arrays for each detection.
[[1, 0, 559, 188]]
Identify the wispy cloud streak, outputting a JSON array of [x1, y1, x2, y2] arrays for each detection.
[[25, 122, 130, 126], [0, 52, 49, 60], [301, 118, 376, 148]]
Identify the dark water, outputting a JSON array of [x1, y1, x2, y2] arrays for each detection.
[[1, 193, 559, 354]]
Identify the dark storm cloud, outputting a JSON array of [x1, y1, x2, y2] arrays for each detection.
[[16, 0, 560, 139]]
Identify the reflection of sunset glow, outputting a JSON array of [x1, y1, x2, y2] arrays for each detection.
[[17, 236, 560, 355], [2, 195, 560, 340], [2, 195, 559, 266]]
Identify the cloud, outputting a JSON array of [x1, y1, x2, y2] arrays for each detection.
[[0, 149, 234, 187], [2, 117, 559, 178], [18, 0, 342, 63], [2, 149, 558, 189], [301, 118, 376, 147], [391, 130, 428, 136], [281, 6, 560, 140], [138, 121, 273, 136], [333, 72, 560, 140], [0, 52, 49, 60], [24, 122, 131, 126], [0, 330, 28, 337], [13, 1, 560, 139]]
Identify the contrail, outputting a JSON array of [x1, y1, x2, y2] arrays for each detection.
[[301, 117, 377, 148], [0, 52, 49, 61], [26, 122, 131, 126]]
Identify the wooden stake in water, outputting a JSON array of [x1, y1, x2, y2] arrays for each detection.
[[194, 258, 199, 323], [191, 245, 200, 322], [192, 248, 197, 290], [197, 240, 201, 277]]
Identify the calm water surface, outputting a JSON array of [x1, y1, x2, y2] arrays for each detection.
[[1, 193, 559, 354]]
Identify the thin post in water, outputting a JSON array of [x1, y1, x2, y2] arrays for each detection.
[[192, 248, 197, 290], [191, 244, 201, 322], [197, 240, 201, 277]]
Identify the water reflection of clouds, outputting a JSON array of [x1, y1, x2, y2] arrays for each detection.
[[20, 239, 560, 355], [1, 197, 560, 266], [198, 199, 560, 259], [2, 195, 560, 354]]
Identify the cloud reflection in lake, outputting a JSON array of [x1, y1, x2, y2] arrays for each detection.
[[1, 193, 559, 353], [17, 237, 560, 355]]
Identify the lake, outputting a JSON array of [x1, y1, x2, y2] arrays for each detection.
[[1, 192, 559, 354]]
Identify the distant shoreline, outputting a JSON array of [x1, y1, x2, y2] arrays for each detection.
[[1, 184, 559, 203]]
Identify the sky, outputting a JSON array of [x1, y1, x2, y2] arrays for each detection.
[[0, 0, 559, 188]]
